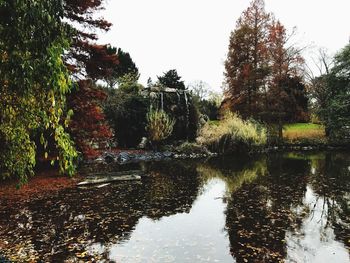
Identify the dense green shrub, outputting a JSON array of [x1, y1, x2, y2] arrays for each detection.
[[197, 99, 220, 120], [104, 84, 148, 148], [188, 102, 201, 141], [188, 81, 222, 121], [197, 112, 267, 153], [146, 109, 175, 145]]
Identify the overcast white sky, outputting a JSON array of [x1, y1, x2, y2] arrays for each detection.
[[98, 0, 350, 92]]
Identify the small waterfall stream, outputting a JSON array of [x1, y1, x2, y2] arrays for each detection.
[[146, 87, 192, 140], [183, 91, 190, 136]]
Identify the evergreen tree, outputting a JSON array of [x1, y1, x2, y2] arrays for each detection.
[[157, 69, 186, 90], [105, 47, 139, 88]]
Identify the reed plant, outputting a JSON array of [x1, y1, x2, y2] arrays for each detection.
[[197, 112, 266, 153]]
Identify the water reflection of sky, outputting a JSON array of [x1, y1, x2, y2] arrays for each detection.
[[286, 186, 349, 263], [107, 179, 231, 262]]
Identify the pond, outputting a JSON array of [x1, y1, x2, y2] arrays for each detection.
[[0, 151, 349, 262]]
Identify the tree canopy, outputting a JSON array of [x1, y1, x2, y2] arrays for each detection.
[[63, 0, 118, 79], [224, 0, 308, 123], [105, 47, 139, 88], [0, 0, 77, 183], [157, 69, 186, 90], [0, 0, 118, 183], [320, 44, 350, 140]]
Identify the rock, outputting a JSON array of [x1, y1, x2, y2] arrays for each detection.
[[163, 151, 173, 158], [92, 146, 212, 166], [199, 114, 209, 127], [154, 152, 164, 160], [137, 155, 148, 161], [103, 152, 116, 163], [117, 152, 131, 164]]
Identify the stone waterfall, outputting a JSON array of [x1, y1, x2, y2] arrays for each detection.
[[141, 86, 197, 141]]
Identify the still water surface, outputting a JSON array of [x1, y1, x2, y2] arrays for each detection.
[[0, 151, 349, 262]]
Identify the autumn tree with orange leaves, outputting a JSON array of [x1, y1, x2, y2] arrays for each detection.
[[266, 20, 308, 123], [68, 80, 113, 158], [63, 0, 118, 79], [224, 0, 270, 118], [223, 0, 308, 124]]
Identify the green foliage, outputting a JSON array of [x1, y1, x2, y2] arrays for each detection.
[[157, 69, 186, 90], [310, 112, 322, 124], [104, 79, 148, 148], [320, 44, 350, 141], [148, 70, 201, 141], [197, 99, 220, 120], [146, 108, 175, 144], [308, 74, 329, 121], [187, 102, 201, 141], [197, 112, 267, 153], [0, 126, 36, 184], [115, 48, 139, 78], [189, 81, 222, 120], [0, 0, 77, 183], [118, 73, 143, 92], [105, 47, 139, 88]]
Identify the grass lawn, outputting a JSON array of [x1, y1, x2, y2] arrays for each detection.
[[283, 123, 326, 142]]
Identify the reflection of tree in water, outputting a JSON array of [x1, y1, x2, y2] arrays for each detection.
[[308, 152, 350, 251], [225, 154, 310, 262], [143, 160, 201, 219], [0, 154, 348, 262], [0, 161, 201, 262], [197, 154, 267, 194]]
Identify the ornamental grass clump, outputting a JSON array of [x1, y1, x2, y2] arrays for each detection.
[[146, 108, 175, 145], [197, 112, 266, 153]]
